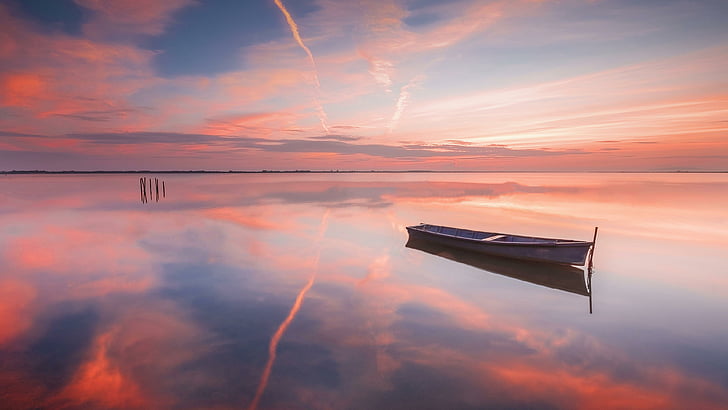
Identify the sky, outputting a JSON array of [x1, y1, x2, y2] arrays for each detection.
[[0, 0, 727, 171]]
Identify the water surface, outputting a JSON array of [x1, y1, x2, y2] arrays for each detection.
[[1, 173, 727, 409]]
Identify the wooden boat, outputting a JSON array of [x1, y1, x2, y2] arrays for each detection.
[[406, 237, 595, 313], [406, 223, 597, 266]]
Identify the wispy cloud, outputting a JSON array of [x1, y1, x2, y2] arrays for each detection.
[[272, 0, 329, 134], [388, 75, 425, 133], [404, 46, 728, 148], [359, 49, 393, 91]]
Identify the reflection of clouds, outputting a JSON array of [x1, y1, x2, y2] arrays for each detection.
[[55, 331, 149, 408], [46, 301, 212, 409], [250, 209, 329, 410], [204, 207, 284, 230], [0, 279, 36, 346], [307, 279, 728, 408], [357, 254, 390, 287], [2, 221, 157, 304], [6, 226, 150, 275], [1, 174, 727, 407]]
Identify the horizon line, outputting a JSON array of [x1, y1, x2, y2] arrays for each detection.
[[2, 170, 727, 174]]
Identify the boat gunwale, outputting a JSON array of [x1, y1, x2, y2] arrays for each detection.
[[407, 224, 593, 248]]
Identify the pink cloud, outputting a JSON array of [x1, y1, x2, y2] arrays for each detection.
[[0, 5, 161, 136]]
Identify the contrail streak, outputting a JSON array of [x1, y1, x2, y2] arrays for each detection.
[[273, 0, 329, 133], [248, 210, 330, 410], [388, 75, 424, 133]]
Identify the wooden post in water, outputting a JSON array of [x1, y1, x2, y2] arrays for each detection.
[[155, 178, 159, 202], [142, 177, 148, 202], [162, 181, 166, 197], [587, 226, 598, 270]]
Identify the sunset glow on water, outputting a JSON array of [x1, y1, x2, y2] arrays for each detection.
[[1, 0, 727, 407], [1, 173, 727, 409]]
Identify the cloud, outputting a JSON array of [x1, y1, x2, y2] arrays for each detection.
[[254, 138, 581, 159], [307, 135, 363, 142], [0, 4, 159, 134], [402, 46, 728, 148], [64, 131, 228, 145], [359, 49, 394, 90], [53, 108, 145, 122], [75, 0, 197, 38], [1, 0, 725, 171], [203, 111, 300, 136], [2, 131, 581, 170], [272, 0, 329, 133], [388, 75, 425, 133]]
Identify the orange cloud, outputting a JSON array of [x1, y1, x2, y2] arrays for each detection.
[[0, 4, 164, 138], [203, 111, 300, 136], [0, 73, 46, 107]]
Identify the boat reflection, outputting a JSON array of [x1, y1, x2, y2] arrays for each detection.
[[406, 237, 594, 312]]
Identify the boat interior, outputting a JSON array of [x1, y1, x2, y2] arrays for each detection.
[[417, 224, 580, 244]]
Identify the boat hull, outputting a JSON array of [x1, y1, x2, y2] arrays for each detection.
[[405, 237, 590, 296], [406, 225, 593, 266]]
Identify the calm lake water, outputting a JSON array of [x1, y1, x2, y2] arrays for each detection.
[[1, 173, 727, 409]]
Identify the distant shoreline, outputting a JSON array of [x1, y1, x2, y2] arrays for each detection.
[[2, 170, 726, 174]]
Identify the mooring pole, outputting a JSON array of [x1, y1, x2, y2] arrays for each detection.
[[162, 181, 166, 197], [587, 226, 598, 270], [142, 177, 147, 202]]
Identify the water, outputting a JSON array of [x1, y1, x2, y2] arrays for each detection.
[[1, 173, 727, 409]]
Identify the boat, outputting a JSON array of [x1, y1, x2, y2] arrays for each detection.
[[405, 237, 590, 296], [405, 237, 595, 313], [406, 223, 597, 266]]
